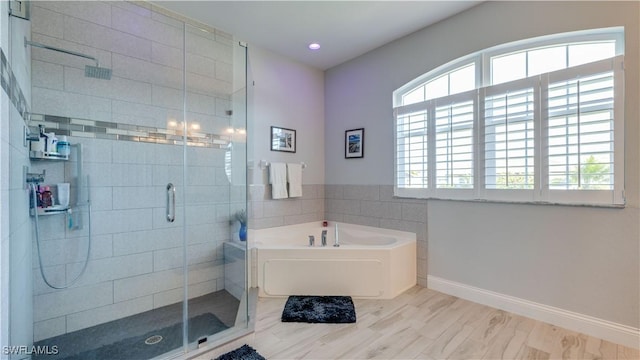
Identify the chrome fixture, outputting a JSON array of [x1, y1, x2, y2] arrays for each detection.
[[333, 223, 340, 247], [166, 183, 176, 222], [24, 120, 41, 143], [24, 37, 112, 80], [28, 143, 93, 289], [308, 235, 315, 247], [321, 230, 327, 246], [31, 181, 92, 289], [258, 160, 307, 170], [25, 168, 45, 184]]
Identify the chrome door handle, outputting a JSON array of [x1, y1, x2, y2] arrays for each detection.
[[166, 183, 176, 222]]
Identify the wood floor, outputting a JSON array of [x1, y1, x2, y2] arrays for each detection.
[[248, 286, 639, 360]]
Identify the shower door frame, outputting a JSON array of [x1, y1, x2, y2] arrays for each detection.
[[166, 20, 250, 359]]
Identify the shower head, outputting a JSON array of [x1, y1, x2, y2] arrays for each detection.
[[85, 65, 112, 80], [25, 37, 112, 80]]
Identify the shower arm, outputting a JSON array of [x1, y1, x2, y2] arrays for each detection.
[[24, 37, 100, 67]]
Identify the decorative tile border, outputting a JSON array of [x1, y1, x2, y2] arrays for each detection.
[[3, 46, 231, 148], [1, 47, 30, 121], [29, 113, 231, 148]]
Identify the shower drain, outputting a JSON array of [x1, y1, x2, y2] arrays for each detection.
[[144, 335, 163, 345]]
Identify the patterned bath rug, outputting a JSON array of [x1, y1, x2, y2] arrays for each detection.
[[281, 295, 356, 323], [214, 344, 266, 360]]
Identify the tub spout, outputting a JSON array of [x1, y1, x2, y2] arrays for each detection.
[[308, 235, 315, 247], [321, 230, 327, 246], [333, 223, 340, 247]]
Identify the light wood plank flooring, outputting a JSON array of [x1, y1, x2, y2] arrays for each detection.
[[247, 286, 639, 359]]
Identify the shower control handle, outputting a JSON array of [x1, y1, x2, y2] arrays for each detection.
[[166, 183, 176, 222]]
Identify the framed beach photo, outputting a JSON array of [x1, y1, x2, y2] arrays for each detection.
[[270, 126, 296, 153], [345, 128, 364, 158]]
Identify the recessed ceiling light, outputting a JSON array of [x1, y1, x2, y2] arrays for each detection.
[[308, 43, 321, 50]]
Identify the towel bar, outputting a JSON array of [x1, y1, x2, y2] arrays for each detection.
[[259, 160, 306, 170]]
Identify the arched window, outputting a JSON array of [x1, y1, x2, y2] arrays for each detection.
[[393, 28, 625, 206]]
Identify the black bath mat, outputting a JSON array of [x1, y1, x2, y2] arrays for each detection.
[[281, 295, 356, 323], [215, 344, 266, 360], [57, 313, 228, 360]]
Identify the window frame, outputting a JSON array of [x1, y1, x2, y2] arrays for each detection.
[[481, 28, 625, 87], [478, 76, 540, 203], [393, 28, 625, 207], [394, 54, 481, 107], [539, 58, 625, 206]]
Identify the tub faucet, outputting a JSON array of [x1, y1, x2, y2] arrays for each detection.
[[334, 223, 340, 247], [321, 230, 327, 246], [308, 235, 315, 247]]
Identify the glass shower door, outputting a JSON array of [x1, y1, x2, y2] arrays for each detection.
[[21, 2, 247, 359], [182, 24, 248, 352]]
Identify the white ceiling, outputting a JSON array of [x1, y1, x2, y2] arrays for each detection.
[[156, 1, 481, 70]]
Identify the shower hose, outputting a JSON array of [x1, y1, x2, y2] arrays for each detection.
[[30, 182, 92, 289]]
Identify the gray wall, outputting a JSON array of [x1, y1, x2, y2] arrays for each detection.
[[325, 1, 639, 328], [247, 46, 325, 229]]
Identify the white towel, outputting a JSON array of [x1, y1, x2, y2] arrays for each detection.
[[287, 163, 303, 198], [269, 162, 288, 199]]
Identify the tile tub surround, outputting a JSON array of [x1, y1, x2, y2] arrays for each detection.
[[247, 184, 427, 288], [248, 184, 325, 229], [324, 184, 428, 287]]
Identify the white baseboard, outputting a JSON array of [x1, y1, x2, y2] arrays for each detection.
[[427, 275, 639, 349]]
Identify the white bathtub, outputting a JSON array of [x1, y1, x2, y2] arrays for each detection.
[[250, 222, 416, 299]]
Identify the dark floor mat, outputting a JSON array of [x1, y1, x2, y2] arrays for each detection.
[[214, 344, 266, 360], [281, 295, 356, 323]]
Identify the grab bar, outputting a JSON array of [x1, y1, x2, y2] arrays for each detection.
[[166, 183, 176, 222]]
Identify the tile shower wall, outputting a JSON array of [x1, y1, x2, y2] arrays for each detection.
[[248, 183, 325, 229], [29, 2, 237, 341], [3, 8, 34, 357], [324, 185, 428, 286]]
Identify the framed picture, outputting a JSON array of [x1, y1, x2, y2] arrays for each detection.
[[345, 128, 364, 158], [270, 126, 296, 153]]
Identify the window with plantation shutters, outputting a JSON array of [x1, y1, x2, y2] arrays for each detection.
[[547, 72, 614, 190], [482, 78, 537, 202], [484, 88, 535, 189], [543, 58, 624, 205], [434, 95, 475, 192], [395, 106, 429, 197], [393, 28, 625, 206]]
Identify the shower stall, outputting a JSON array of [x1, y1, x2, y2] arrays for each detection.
[[5, 1, 249, 359]]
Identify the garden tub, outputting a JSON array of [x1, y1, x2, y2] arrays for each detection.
[[250, 222, 416, 299]]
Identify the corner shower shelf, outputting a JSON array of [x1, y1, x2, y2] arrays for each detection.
[[30, 205, 70, 217], [30, 151, 69, 161]]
